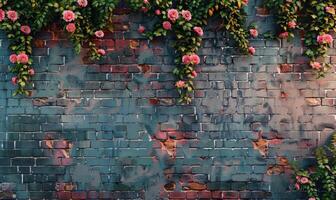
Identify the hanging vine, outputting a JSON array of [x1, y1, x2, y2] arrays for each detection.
[[128, 0, 252, 103], [265, 0, 336, 78], [0, 0, 118, 95]]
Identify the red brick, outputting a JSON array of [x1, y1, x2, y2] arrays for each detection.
[[212, 191, 223, 198], [57, 191, 71, 200], [198, 191, 211, 198], [186, 192, 198, 199], [72, 192, 87, 199], [223, 191, 239, 199], [169, 192, 186, 199]]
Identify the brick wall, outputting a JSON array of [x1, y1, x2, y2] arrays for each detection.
[[0, 1, 335, 199]]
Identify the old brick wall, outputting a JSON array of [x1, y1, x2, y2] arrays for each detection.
[[0, 1, 336, 199]]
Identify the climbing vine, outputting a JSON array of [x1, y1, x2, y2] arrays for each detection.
[[0, 0, 118, 95], [292, 134, 336, 200], [128, 0, 252, 103], [265, 0, 336, 78]]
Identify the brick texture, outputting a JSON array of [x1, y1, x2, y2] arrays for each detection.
[[0, 1, 334, 200]]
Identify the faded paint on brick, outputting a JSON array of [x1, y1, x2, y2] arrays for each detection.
[[0, 1, 335, 199]]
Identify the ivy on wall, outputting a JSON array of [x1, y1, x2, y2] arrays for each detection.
[[265, 0, 336, 78], [0, 0, 255, 103], [0, 0, 335, 103], [0, 0, 118, 95]]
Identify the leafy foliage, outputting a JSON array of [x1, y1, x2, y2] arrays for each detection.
[[128, 0, 251, 104], [293, 134, 336, 200], [0, 0, 118, 95], [265, 0, 336, 78]]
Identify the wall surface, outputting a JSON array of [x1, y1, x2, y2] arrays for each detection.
[[0, 1, 336, 199]]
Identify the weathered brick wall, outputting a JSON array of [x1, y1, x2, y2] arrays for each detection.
[[0, 1, 336, 199]]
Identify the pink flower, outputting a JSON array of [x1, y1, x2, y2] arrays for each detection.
[[190, 54, 200, 65], [141, 7, 148, 12], [163, 21, 172, 30], [20, 25, 31, 35], [300, 177, 309, 184], [242, 0, 248, 6], [279, 32, 289, 39], [9, 54, 17, 63], [175, 80, 186, 88], [155, 9, 161, 15], [295, 176, 300, 180], [11, 77, 18, 85], [325, 6, 335, 14], [28, 69, 35, 76], [295, 183, 300, 190], [193, 27, 203, 36], [17, 53, 29, 64], [288, 21, 296, 29], [182, 55, 191, 64], [181, 10, 192, 21], [77, 0, 88, 7], [143, 0, 149, 4], [249, 28, 258, 38], [248, 47, 255, 55], [191, 71, 197, 78], [0, 9, 5, 22], [7, 10, 18, 22], [63, 10, 76, 22], [138, 25, 145, 33], [308, 198, 316, 200], [317, 33, 333, 45], [95, 30, 104, 38], [66, 23, 76, 33], [311, 61, 322, 70], [97, 49, 106, 56], [167, 9, 179, 22]]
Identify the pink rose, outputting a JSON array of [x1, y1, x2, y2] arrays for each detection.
[[288, 21, 296, 29], [141, 7, 148, 12], [182, 55, 191, 65], [190, 54, 200, 65], [308, 198, 316, 200], [242, 0, 248, 6], [7, 10, 18, 22], [181, 10, 192, 21], [143, 0, 149, 4], [97, 49, 106, 56], [11, 77, 18, 85], [63, 10, 76, 22], [300, 177, 309, 184], [66, 23, 76, 33], [9, 54, 17, 63], [248, 47, 255, 55], [20, 25, 31, 35], [95, 30, 104, 38], [163, 21, 172, 30], [155, 9, 161, 15], [77, 0, 88, 7], [193, 27, 203, 37], [325, 6, 335, 14], [279, 32, 289, 39], [167, 9, 179, 22], [138, 25, 145, 33], [294, 183, 300, 190], [311, 61, 322, 70], [191, 71, 197, 78], [249, 28, 258, 38], [0, 9, 5, 22], [295, 176, 300, 180], [317, 33, 333, 45], [17, 53, 29, 64], [175, 80, 186, 88], [28, 69, 35, 76]]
